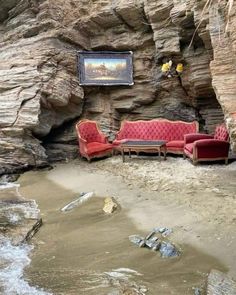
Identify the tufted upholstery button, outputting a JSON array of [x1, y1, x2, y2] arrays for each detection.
[[214, 124, 229, 141]]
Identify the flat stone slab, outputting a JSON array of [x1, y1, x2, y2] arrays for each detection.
[[207, 269, 236, 295], [0, 184, 41, 244]]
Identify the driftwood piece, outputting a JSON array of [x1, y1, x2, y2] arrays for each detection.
[[21, 218, 43, 243], [60, 192, 94, 212], [207, 269, 236, 295]]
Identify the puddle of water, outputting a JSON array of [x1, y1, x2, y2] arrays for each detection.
[[17, 169, 227, 295]]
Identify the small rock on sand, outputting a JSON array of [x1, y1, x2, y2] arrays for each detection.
[[103, 197, 118, 214]]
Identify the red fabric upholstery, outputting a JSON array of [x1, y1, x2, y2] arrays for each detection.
[[166, 140, 185, 148], [75, 120, 113, 161], [166, 140, 185, 152], [77, 121, 106, 143], [214, 124, 229, 141], [184, 124, 230, 164], [184, 143, 194, 154], [184, 133, 213, 144], [113, 138, 145, 146], [86, 142, 113, 155], [114, 119, 198, 154]]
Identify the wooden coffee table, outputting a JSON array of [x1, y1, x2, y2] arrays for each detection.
[[120, 140, 167, 162]]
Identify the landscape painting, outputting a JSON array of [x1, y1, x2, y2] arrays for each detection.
[[78, 51, 133, 86]]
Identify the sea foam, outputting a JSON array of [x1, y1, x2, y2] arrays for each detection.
[[0, 236, 52, 295]]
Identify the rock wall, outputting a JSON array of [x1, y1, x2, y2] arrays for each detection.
[[0, 0, 235, 169], [0, 0, 85, 170], [209, 0, 236, 152]]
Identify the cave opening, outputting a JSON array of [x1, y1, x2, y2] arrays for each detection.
[[35, 1, 226, 165]]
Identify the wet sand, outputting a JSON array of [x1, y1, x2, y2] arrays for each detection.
[[18, 156, 236, 294]]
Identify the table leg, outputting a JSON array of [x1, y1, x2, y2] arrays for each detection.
[[158, 147, 161, 160], [129, 149, 131, 158], [122, 148, 125, 162]]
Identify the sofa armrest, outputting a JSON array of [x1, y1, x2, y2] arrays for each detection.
[[194, 139, 230, 148], [184, 133, 214, 144], [193, 139, 230, 160], [78, 136, 87, 144], [78, 136, 88, 154], [101, 134, 109, 144], [115, 129, 124, 141]]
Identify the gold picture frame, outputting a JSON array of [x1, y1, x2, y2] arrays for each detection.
[[78, 51, 134, 86]]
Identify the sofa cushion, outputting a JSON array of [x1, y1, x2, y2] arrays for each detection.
[[87, 142, 113, 155], [166, 140, 184, 148], [165, 140, 184, 153]]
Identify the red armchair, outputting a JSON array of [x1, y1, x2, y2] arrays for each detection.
[[184, 124, 230, 165], [75, 120, 113, 161]]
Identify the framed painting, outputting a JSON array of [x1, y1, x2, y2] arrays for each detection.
[[77, 51, 134, 86]]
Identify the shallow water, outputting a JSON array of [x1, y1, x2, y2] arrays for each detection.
[[0, 237, 51, 295], [0, 184, 51, 295], [17, 166, 227, 295]]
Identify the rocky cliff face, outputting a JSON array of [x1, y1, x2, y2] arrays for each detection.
[[0, 0, 235, 170], [0, 0, 85, 170]]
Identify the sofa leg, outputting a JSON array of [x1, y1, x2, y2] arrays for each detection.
[[225, 158, 228, 165], [86, 156, 91, 162]]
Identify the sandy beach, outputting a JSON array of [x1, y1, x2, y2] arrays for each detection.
[[14, 155, 236, 294]]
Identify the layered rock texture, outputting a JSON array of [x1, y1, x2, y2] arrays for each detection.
[[0, 182, 41, 244], [0, 0, 235, 169]]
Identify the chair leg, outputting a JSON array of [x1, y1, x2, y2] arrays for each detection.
[[225, 158, 228, 165], [183, 153, 186, 159], [193, 159, 197, 166]]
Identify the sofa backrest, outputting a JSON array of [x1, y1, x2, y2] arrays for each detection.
[[116, 119, 198, 141], [77, 120, 103, 143], [116, 121, 148, 140], [214, 124, 229, 141]]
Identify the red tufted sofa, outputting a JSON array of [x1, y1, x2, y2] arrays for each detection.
[[184, 124, 230, 164], [113, 119, 199, 155]]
